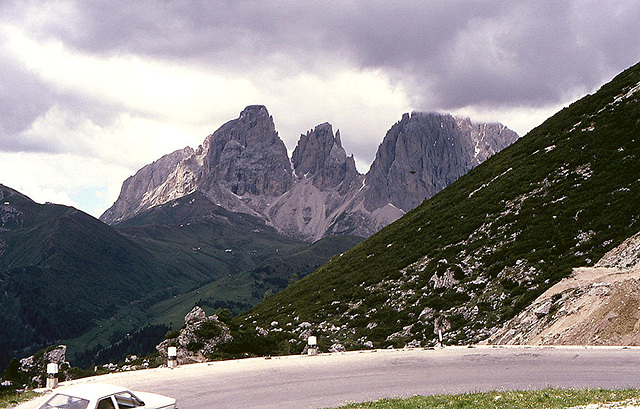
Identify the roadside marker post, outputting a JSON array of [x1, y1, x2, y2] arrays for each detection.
[[307, 336, 318, 355], [168, 346, 177, 368], [46, 363, 58, 389]]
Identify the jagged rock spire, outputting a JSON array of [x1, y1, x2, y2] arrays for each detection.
[[363, 112, 518, 212], [292, 122, 360, 190]]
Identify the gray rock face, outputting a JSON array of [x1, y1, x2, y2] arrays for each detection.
[[100, 107, 518, 241], [267, 122, 365, 240], [16, 345, 69, 388], [100, 147, 195, 224], [200, 105, 293, 197], [292, 123, 360, 191], [101, 106, 292, 225], [363, 112, 519, 212], [184, 305, 207, 325]]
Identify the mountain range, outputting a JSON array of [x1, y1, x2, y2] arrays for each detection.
[[100, 107, 518, 241], [5, 56, 640, 374]]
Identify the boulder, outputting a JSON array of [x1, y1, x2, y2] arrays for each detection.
[[157, 306, 233, 364]]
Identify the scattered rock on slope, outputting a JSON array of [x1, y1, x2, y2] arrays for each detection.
[[486, 232, 640, 346]]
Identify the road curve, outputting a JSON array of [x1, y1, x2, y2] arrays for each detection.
[[18, 346, 640, 409]]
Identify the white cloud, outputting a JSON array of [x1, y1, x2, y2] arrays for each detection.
[[260, 68, 413, 170], [0, 22, 415, 212], [452, 105, 558, 137], [0, 151, 131, 217], [1, 1, 638, 217], [4, 23, 260, 125], [451, 85, 594, 136]]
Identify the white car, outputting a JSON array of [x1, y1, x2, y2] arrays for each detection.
[[38, 383, 177, 409]]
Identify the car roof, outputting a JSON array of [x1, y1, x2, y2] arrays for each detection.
[[55, 383, 130, 400]]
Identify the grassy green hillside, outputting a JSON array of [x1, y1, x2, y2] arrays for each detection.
[[0, 188, 167, 367], [111, 191, 361, 321], [145, 234, 362, 327], [230, 61, 640, 352]]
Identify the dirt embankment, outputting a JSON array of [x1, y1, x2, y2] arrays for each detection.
[[485, 232, 640, 346]]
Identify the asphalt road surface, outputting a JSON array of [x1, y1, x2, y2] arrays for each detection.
[[19, 346, 640, 409]]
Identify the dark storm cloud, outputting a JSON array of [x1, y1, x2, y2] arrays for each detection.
[[52, 0, 640, 111], [3, 0, 640, 154]]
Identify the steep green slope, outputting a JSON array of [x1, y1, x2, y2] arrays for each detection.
[[0, 186, 171, 367], [234, 61, 640, 351]]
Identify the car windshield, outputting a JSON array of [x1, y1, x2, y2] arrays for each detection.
[[40, 394, 90, 409]]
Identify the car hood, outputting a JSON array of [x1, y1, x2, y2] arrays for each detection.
[[132, 391, 177, 409]]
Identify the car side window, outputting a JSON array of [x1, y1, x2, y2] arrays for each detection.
[[114, 392, 145, 408], [96, 397, 116, 409]]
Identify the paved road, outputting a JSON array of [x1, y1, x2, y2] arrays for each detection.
[[19, 346, 640, 409]]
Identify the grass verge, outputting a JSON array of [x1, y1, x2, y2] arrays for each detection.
[[0, 390, 41, 409], [333, 388, 640, 408]]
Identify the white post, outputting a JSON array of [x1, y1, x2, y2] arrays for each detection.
[[168, 346, 177, 368], [307, 336, 318, 355], [46, 363, 59, 389], [438, 330, 443, 348]]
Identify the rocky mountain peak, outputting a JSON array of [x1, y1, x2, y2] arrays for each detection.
[[100, 147, 196, 225], [239, 104, 269, 119], [200, 105, 293, 197], [291, 122, 360, 190], [228, 104, 277, 146], [454, 116, 519, 163], [101, 106, 517, 242], [363, 112, 519, 212]]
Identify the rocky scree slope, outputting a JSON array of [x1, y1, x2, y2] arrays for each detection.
[[101, 106, 518, 241], [221, 61, 640, 353], [486, 230, 640, 346]]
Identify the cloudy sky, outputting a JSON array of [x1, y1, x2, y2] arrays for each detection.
[[1, 1, 639, 217]]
